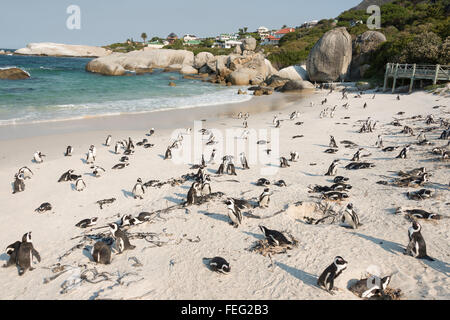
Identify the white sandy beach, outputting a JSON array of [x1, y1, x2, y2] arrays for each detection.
[[0, 89, 448, 300]]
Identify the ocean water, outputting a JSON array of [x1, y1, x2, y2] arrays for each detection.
[[0, 54, 251, 125]]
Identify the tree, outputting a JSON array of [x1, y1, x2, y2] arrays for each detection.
[[282, 24, 287, 29], [141, 33, 147, 43]]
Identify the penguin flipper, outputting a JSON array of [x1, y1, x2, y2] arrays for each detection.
[[32, 249, 41, 263]]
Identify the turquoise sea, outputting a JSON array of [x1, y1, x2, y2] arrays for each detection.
[[0, 54, 251, 125]]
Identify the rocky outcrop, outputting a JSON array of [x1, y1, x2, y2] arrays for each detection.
[[240, 37, 257, 52], [0, 67, 31, 80], [86, 49, 194, 76], [193, 52, 214, 69], [277, 80, 315, 92], [350, 31, 386, 80], [180, 65, 198, 75], [15, 42, 111, 57], [307, 27, 353, 82], [226, 52, 276, 85], [276, 65, 309, 81]]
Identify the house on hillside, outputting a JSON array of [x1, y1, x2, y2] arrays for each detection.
[[257, 26, 270, 39], [301, 20, 319, 28], [260, 27, 295, 46], [183, 34, 198, 42], [167, 33, 179, 44]]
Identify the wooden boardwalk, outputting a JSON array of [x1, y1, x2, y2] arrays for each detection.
[[383, 63, 450, 93]]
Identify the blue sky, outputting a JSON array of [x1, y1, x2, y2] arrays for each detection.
[[0, 0, 361, 49]]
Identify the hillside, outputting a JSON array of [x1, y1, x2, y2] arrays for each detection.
[[352, 0, 394, 10]]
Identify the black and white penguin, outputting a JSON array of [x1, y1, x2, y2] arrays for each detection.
[[226, 159, 237, 175], [273, 115, 278, 125], [256, 178, 271, 186], [225, 199, 242, 228], [201, 177, 211, 196], [147, 128, 155, 137], [258, 188, 271, 208], [12, 173, 25, 194], [289, 111, 299, 120], [92, 241, 111, 264], [341, 203, 361, 229], [86, 149, 95, 164], [237, 112, 243, 119], [108, 223, 135, 253], [112, 163, 129, 169], [280, 157, 290, 168], [325, 160, 339, 176], [114, 141, 123, 154], [275, 119, 281, 128], [209, 149, 216, 164], [363, 102, 367, 109], [351, 148, 363, 162], [333, 176, 349, 183], [240, 152, 250, 170], [208, 257, 231, 274], [259, 225, 292, 246], [317, 256, 348, 294], [186, 182, 200, 205], [75, 217, 98, 228], [89, 145, 97, 158], [132, 178, 145, 199], [35, 202, 52, 213], [16, 232, 41, 276], [290, 151, 300, 162], [396, 145, 410, 159], [3, 241, 21, 268], [405, 221, 434, 261], [91, 165, 106, 177], [349, 275, 391, 299], [58, 169, 75, 182], [18, 166, 33, 180], [375, 135, 383, 148], [65, 146, 74, 157], [329, 136, 338, 148], [216, 158, 226, 175], [120, 214, 133, 227], [164, 147, 172, 160], [127, 137, 135, 150], [105, 135, 112, 147], [137, 212, 154, 222], [33, 151, 45, 163], [75, 178, 86, 192]]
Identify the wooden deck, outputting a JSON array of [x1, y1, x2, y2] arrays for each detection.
[[383, 63, 450, 93]]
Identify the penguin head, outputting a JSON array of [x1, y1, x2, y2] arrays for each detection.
[[108, 223, 119, 233], [224, 199, 233, 206], [137, 178, 142, 183], [22, 232, 32, 243], [264, 188, 270, 193], [411, 221, 421, 232], [221, 264, 231, 273], [259, 225, 268, 235], [121, 215, 132, 226], [91, 217, 98, 224], [334, 256, 347, 266], [347, 203, 353, 210]]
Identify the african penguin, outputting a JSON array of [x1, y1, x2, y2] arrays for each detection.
[[341, 203, 361, 229], [280, 157, 290, 168], [92, 165, 106, 177], [75, 178, 86, 191], [329, 136, 338, 148], [208, 257, 230, 274], [3, 241, 21, 268], [225, 199, 243, 228], [317, 256, 348, 294], [325, 160, 339, 176], [132, 178, 145, 199], [65, 146, 74, 157], [92, 241, 112, 265], [108, 223, 135, 253], [240, 152, 250, 170], [33, 151, 45, 163], [259, 225, 292, 246], [258, 188, 270, 208], [16, 232, 41, 276], [164, 147, 172, 160], [105, 135, 112, 147], [75, 217, 98, 228], [18, 166, 33, 180], [12, 173, 25, 194], [186, 182, 200, 205], [349, 275, 391, 299], [405, 221, 434, 261]]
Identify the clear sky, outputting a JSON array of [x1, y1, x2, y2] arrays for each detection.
[[0, 0, 361, 49]]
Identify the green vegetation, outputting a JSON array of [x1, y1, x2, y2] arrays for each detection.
[[103, 41, 146, 53]]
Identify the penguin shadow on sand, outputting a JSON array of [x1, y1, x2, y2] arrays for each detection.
[[0, 253, 10, 264], [121, 189, 135, 199], [83, 245, 94, 261], [165, 195, 184, 205], [108, 150, 116, 155], [352, 233, 405, 256], [157, 154, 165, 159], [275, 262, 317, 288], [299, 170, 323, 177], [242, 231, 265, 241], [198, 210, 230, 223]]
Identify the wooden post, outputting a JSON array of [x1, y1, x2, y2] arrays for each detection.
[[392, 63, 399, 94], [433, 64, 440, 85], [409, 64, 416, 94], [383, 63, 390, 92]]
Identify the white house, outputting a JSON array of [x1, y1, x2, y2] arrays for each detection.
[[183, 34, 198, 42], [257, 26, 270, 39]]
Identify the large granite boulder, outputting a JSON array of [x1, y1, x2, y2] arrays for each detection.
[[350, 31, 386, 80], [307, 27, 352, 82], [229, 69, 254, 85], [180, 65, 198, 75], [193, 52, 215, 69], [276, 65, 309, 81], [0, 67, 31, 80], [15, 42, 111, 57], [86, 49, 194, 76], [226, 53, 276, 85], [277, 80, 315, 92], [240, 37, 257, 52]]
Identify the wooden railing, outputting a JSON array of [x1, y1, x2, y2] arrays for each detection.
[[383, 63, 450, 93]]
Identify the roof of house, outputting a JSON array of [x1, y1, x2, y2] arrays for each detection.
[[275, 28, 295, 35], [167, 33, 178, 38], [266, 35, 279, 41]]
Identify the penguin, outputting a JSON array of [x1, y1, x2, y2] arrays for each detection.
[[33, 151, 45, 163], [226, 160, 237, 176], [127, 137, 135, 150], [240, 152, 250, 170], [65, 146, 74, 157], [325, 160, 339, 176], [341, 203, 361, 229], [120, 214, 133, 227], [349, 275, 391, 299], [225, 199, 242, 228], [244, 112, 249, 120], [402, 209, 442, 220], [12, 173, 25, 194], [16, 232, 41, 276], [75, 178, 86, 191], [280, 157, 290, 168], [108, 223, 135, 253], [208, 257, 231, 274], [92, 241, 111, 265], [137, 212, 154, 222], [58, 169, 75, 182], [289, 111, 299, 120], [105, 135, 112, 147], [397, 95, 400, 100], [18, 166, 33, 180], [273, 115, 278, 125], [86, 150, 95, 164], [375, 135, 383, 148], [237, 112, 243, 119], [243, 120, 248, 128], [274, 180, 287, 187], [275, 119, 281, 128], [317, 256, 348, 294], [132, 178, 145, 199], [216, 158, 225, 175], [112, 163, 129, 169], [35, 202, 52, 213], [351, 148, 363, 162], [259, 225, 292, 246], [75, 217, 98, 228], [363, 102, 367, 109], [164, 147, 172, 160], [396, 145, 410, 159], [3, 241, 21, 268], [92, 165, 106, 177], [258, 188, 271, 208], [89, 145, 97, 158], [405, 221, 434, 261], [333, 176, 349, 183], [201, 176, 211, 196], [209, 149, 216, 164], [186, 182, 200, 205], [114, 141, 123, 154], [257, 178, 271, 186], [290, 151, 300, 162], [329, 136, 338, 148], [147, 128, 155, 136]]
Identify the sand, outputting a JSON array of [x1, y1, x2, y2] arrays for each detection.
[[0, 88, 448, 300]]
